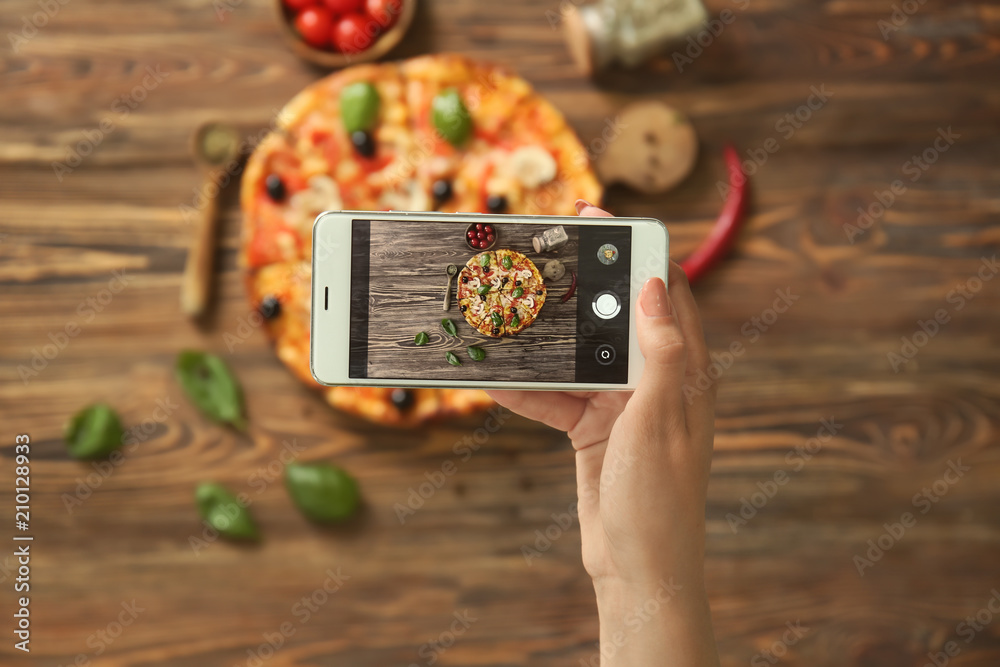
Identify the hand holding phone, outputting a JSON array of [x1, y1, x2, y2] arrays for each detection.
[[310, 210, 668, 390]]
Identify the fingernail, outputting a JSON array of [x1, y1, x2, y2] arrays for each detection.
[[574, 199, 592, 214], [640, 278, 671, 318]]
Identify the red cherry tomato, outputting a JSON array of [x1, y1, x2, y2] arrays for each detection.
[[295, 7, 333, 48], [324, 0, 363, 14], [475, 223, 483, 231], [467, 230, 475, 238], [331, 13, 373, 53], [483, 225, 493, 234], [486, 234, 495, 242], [284, 0, 318, 11], [366, 0, 402, 28]]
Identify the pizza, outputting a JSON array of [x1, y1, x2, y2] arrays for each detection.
[[240, 54, 602, 426], [457, 250, 546, 338]]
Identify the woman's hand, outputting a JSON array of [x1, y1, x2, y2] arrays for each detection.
[[487, 203, 720, 666]]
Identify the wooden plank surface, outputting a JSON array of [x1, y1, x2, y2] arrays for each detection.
[[1, 0, 1000, 665], [364, 220, 578, 381]]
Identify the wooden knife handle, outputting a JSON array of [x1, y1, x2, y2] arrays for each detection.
[[180, 170, 223, 317]]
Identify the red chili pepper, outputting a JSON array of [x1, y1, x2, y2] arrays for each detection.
[[680, 145, 748, 284], [561, 270, 577, 303]]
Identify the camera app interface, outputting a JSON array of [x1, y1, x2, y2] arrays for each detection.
[[348, 219, 632, 384]]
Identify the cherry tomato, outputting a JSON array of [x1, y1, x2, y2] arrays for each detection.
[[324, 0, 363, 14], [366, 0, 402, 28], [483, 225, 493, 234], [295, 7, 333, 48], [331, 13, 373, 53], [475, 223, 483, 231], [283, 0, 317, 11]]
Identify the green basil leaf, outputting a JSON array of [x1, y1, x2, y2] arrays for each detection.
[[431, 89, 472, 146], [491, 312, 503, 328], [195, 482, 259, 540], [512, 313, 520, 329], [64, 403, 124, 460], [446, 351, 462, 366], [414, 332, 429, 346], [340, 81, 380, 134], [467, 346, 486, 361], [477, 285, 491, 296], [175, 350, 247, 430], [501, 256, 512, 270], [285, 462, 360, 523], [478, 254, 490, 268], [512, 287, 523, 298], [441, 318, 458, 337]]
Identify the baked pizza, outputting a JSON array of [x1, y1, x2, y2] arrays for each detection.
[[240, 54, 602, 426], [457, 249, 546, 338]]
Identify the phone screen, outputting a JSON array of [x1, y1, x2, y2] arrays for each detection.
[[347, 218, 632, 384]]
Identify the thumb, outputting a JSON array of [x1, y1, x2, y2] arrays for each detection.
[[629, 277, 688, 429]]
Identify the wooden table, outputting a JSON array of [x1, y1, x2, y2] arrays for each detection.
[[2, 0, 999, 665]]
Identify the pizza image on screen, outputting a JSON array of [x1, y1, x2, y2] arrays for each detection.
[[240, 54, 603, 426], [457, 250, 547, 338]]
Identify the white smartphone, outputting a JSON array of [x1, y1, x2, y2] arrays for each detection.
[[310, 211, 668, 391]]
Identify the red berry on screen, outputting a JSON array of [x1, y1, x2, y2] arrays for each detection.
[[324, 0, 363, 14], [475, 223, 483, 231], [476, 231, 484, 239], [486, 234, 495, 242], [467, 230, 475, 238], [331, 13, 372, 53], [284, 0, 317, 11], [484, 225, 493, 234], [366, 0, 402, 28], [295, 7, 333, 48]]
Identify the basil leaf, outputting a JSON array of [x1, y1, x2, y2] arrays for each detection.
[[431, 89, 472, 146], [478, 254, 490, 268], [175, 350, 247, 430], [195, 482, 259, 540], [285, 462, 360, 523], [441, 318, 458, 337], [501, 256, 512, 270], [512, 287, 523, 298], [477, 285, 491, 296], [446, 351, 462, 366], [512, 313, 520, 329], [467, 346, 486, 361], [490, 312, 503, 328], [64, 403, 124, 460], [340, 82, 380, 134], [414, 332, 429, 346]]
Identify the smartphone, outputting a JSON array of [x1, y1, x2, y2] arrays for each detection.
[[310, 211, 667, 391]]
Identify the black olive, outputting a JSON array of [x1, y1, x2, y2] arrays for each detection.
[[509, 307, 517, 313], [486, 194, 508, 214], [535, 289, 543, 295], [501, 277, 508, 285], [390, 388, 416, 411], [514, 280, 522, 286], [259, 295, 281, 320], [491, 327, 500, 335], [265, 174, 285, 202], [432, 179, 453, 205], [351, 130, 376, 158], [479, 294, 486, 301], [460, 304, 467, 312], [461, 275, 468, 284]]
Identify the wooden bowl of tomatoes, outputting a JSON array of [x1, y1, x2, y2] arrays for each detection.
[[276, 0, 415, 67]]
